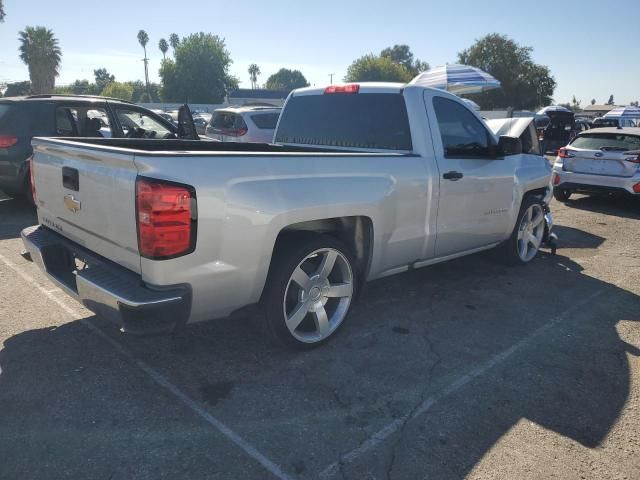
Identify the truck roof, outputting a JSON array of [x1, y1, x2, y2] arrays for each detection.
[[292, 82, 406, 96]]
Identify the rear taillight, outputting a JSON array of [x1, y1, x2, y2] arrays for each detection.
[[28, 156, 36, 204], [324, 84, 360, 94], [0, 135, 18, 148], [633, 183, 640, 194], [623, 152, 640, 164], [558, 148, 574, 158], [136, 177, 196, 259], [553, 173, 561, 185], [224, 128, 247, 137]]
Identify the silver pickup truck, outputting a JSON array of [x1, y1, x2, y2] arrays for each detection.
[[22, 83, 554, 349]]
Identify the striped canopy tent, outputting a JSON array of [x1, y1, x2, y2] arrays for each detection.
[[536, 105, 572, 115], [603, 106, 640, 118], [410, 64, 501, 95]]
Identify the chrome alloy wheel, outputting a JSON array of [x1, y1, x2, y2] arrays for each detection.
[[517, 203, 545, 262], [283, 248, 354, 343]]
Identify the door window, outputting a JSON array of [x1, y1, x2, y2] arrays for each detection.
[[55, 107, 78, 136], [114, 107, 172, 138], [432, 97, 494, 158]]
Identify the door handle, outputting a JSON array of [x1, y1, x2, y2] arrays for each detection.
[[443, 171, 464, 181]]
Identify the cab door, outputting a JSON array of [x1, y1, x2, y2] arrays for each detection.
[[424, 92, 517, 257]]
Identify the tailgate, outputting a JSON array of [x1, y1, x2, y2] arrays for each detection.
[[32, 138, 141, 273], [563, 148, 637, 177]]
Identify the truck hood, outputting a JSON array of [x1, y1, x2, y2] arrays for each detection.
[[486, 117, 534, 138]]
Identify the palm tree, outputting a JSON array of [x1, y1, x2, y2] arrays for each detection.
[[158, 38, 168, 60], [169, 33, 180, 53], [137, 29, 151, 101], [248, 64, 261, 89], [18, 26, 62, 94]]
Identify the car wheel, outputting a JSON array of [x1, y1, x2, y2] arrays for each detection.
[[502, 196, 546, 265], [553, 187, 572, 202], [263, 234, 357, 350]]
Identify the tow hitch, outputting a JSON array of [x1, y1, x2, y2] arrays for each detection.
[[542, 204, 558, 255]]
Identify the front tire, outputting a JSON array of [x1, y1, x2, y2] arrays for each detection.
[[262, 235, 358, 350], [553, 187, 572, 202], [502, 196, 546, 265]]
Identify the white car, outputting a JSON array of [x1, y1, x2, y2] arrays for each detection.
[[552, 127, 640, 201], [205, 106, 281, 143]]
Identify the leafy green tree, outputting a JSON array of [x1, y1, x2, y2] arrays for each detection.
[[571, 96, 582, 112], [344, 55, 413, 83], [101, 81, 134, 101], [4, 81, 31, 97], [18, 26, 62, 94], [265, 68, 309, 91], [169, 33, 180, 52], [0, 0, 6, 22], [457, 33, 556, 110], [591, 98, 596, 105], [94, 68, 114, 93], [606, 94, 614, 105], [631, 101, 639, 107], [380, 44, 428, 75], [159, 32, 236, 103], [248, 63, 261, 89]]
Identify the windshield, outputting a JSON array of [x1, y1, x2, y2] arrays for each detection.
[[571, 133, 640, 151], [275, 93, 412, 150]]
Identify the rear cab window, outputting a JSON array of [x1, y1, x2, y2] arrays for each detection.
[[275, 92, 412, 151]]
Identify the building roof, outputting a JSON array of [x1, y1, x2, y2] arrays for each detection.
[[582, 104, 619, 112], [228, 89, 290, 99]]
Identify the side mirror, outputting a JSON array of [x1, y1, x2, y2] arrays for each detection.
[[177, 104, 199, 140], [498, 135, 522, 156]]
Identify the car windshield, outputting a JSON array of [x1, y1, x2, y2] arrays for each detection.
[[250, 112, 280, 129], [571, 133, 640, 151]]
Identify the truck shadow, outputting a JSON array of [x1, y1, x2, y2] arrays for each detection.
[[0, 196, 36, 240], [0, 236, 638, 479]]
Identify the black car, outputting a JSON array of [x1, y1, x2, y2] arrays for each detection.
[[0, 94, 184, 200], [536, 110, 576, 155]]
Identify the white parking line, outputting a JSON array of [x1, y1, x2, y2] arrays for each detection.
[[318, 286, 609, 479], [0, 253, 294, 480]]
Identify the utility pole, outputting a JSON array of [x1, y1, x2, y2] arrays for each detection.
[[329, 73, 334, 85]]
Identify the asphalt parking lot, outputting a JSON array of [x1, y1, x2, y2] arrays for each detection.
[[1, 193, 639, 480]]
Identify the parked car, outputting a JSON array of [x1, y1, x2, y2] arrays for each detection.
[[22, 83, 553, 349], [552, 127, 640, 201], [592, 117, 621, 128], [537, 110, 576, 154], [0, 94, 185, 201], [193, 116, 208, 135], [205, 106, 281, 143]]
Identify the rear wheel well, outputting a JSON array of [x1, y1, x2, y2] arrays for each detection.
[[272, 216, 373, 279]]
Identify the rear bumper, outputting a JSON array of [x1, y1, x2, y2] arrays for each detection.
[[21, 225, 191, 334], [553, 169, 640, 196]]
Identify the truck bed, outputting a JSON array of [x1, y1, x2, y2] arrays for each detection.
[[44, 137, 402, 155]]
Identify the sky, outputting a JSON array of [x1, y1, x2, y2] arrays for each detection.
[[0, 0, 638, 105]]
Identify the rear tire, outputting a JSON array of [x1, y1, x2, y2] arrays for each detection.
[[262, 234, 358, 350], [502, 196, 546, 266], [553, 187, 572, 202]]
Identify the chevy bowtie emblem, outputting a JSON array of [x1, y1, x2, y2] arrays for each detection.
[[64, 194, 81, 213]]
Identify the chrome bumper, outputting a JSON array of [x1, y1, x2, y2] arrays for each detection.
[[21, 225, 190, 334]]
